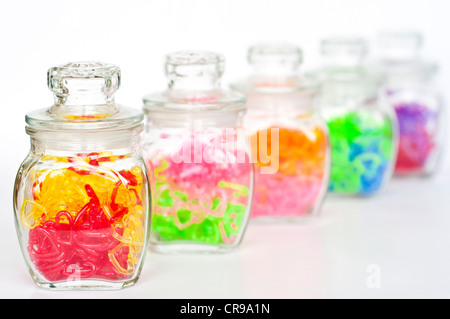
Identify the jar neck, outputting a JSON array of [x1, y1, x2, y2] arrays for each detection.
[[167, 69, 221, 93], [386, 73, 434, 88], [145, 109, 245, 129], [53, 94, 116, 109], [49, 79, 120, 120], [322, 55, 364, 69], [244, 90, 316, 114], [251, 63, 300, 78], [27, 125, 143, 155]]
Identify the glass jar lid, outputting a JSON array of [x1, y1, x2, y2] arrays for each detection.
[[376, 31, 437, 80], [143, 51, 245, 112], [317, 36, 384, 84], [378, 31, 423, 61], [231, 42, 318, 94], [317, 37, 384, 100], [321, 36, 368, 67], [26, 61, 143, 132]]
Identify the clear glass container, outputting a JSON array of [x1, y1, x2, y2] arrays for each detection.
[[315, 37, 398, 195], [13, 62, 151, 290], [143, 51, 253, 253], [231, 43, 330, 220], [376, 31, 445, 176]]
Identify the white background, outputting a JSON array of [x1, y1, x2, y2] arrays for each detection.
[[0, 0, 449, 299]]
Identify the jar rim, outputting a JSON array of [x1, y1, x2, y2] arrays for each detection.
[[26, 105, 144, 132], [143, 89, 246, 112], [231, 73, 320, 95]]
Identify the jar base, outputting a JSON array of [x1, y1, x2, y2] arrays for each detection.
[[394, 168, 436, 178], [250, 215, 316, 224], [327, 190, 381, 197], [149, 242, 237, 254], [32, 278, 138, 291]]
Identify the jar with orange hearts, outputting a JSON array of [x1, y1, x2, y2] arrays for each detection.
[[231, 43, 330, 221]]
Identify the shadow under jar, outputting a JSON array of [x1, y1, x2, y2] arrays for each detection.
[[315, 37, 398, 196], [143, 51, 253, 253], [13, 62, 151, 290], [231, 43, 330, 221]]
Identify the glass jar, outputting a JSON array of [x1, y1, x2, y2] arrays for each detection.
[[376, 31, 445, 176], [143, 51, 253, 253], [231, 43, 330, 220], [315, 37, 398, 195], [13, 62, 151, 290]]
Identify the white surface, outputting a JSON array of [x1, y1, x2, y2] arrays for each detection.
[[1, 171, 449, 299], [0, 0, 450, 299]]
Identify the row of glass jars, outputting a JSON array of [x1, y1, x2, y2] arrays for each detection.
[[13, 32, 444, 290]]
